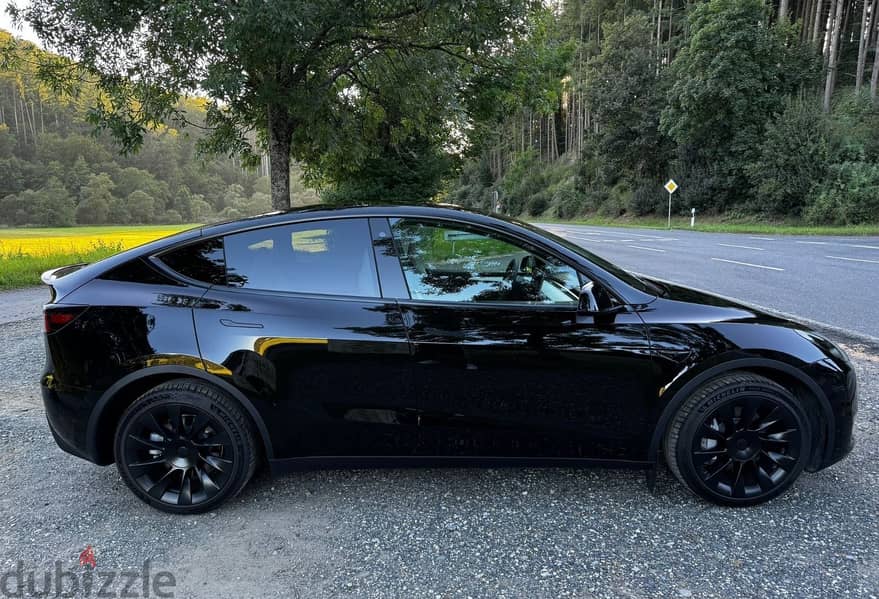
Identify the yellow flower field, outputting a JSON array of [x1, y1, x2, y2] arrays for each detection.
[[0, 225, 195, 290], [0, 225, 194, 257]]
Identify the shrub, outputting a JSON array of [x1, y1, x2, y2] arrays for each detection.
[[805, 162, 879, 225], [746, 99, 829, 217]]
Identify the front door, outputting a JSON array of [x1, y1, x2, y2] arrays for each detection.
[[385, 218, 656, 462]]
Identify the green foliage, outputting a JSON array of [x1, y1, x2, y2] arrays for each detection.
[[322, 135, 451, 205], [584, 14, 668, 184], [661, 0, 820, 210], [13, 0, 534, 209], [805, 162, 879, 225], [745, 99, 829, 217]]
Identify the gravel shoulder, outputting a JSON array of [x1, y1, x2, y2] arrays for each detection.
[[1, 289, 877, 598]]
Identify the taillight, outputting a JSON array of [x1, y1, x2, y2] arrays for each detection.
[[44, 307, 87, 333]]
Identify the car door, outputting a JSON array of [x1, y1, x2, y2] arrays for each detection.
[[158, 217, 416, 460], [382, 217, 657, 462]]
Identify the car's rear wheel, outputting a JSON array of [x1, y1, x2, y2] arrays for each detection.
[[665, 372, 811, 506], [114, 379, 257, 514]]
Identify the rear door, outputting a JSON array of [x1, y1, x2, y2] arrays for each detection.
[[156, 217, 416, 460]]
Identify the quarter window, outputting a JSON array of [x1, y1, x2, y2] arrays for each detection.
[[157, 238, 226, 285], [223, 219, 380, 297], [390, 219, 581, 304]]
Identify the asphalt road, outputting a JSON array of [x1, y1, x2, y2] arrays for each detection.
[[538, 224, 879, 339]]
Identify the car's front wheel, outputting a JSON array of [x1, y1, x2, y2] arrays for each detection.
[[114, 379, 257, 514], [665, 372, 811, 506]]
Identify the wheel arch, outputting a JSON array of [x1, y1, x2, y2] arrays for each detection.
[[648, 358, 834, 471], [86, 365, 274, 465]]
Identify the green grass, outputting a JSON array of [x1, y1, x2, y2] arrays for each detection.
[[0, 243, 124, 290], [529, 215, 879, 236]]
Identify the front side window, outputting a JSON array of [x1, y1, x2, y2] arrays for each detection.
[[390, 219, 581, 304], [223, 219, 379, 297]]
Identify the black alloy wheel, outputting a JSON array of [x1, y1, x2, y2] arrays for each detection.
[[666, 372, 811, 506], [115, 379, 257, 514]]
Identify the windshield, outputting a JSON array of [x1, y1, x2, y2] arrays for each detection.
[[509, 219, 661, 296]]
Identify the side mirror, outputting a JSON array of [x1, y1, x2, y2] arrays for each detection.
[[579, 281, 600, 313], [579, 281, 627, 315]]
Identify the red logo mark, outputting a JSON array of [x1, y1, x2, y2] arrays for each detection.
[[79, 545, 96, 569]]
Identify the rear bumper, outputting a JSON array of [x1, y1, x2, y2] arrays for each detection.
[[41, 378, 97, 463]]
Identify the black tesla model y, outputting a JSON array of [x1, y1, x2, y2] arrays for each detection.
[[40, 205, 856, 513]]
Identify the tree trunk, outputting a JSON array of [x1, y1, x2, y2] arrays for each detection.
[[267, 104, 293, 210], [823, 0, 837, 57], [824, 0, 845, 112], [779, 0, 790, 23], [872, 19, 879, 99], [856, 0, 873, 93], [812, 0, 825, 43]]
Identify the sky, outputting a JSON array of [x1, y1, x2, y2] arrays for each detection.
[[0, 2, 41, 46]]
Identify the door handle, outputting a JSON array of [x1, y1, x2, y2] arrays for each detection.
[[219, 318, 264, 329]]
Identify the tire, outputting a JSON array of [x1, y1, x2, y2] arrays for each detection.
[[114, 378, 258, 514], [664, 372, 811, 506]]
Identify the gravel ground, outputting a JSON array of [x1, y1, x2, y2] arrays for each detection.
[[1, 288, 877, 598]]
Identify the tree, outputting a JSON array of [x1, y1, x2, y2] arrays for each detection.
[[823, 0, 845, 112], [584, 14, 669, 185], [76, 172, 116, 223], [855, 0, 877, 94], [660, 0, 819, 209], [125, 190, 157, 223], [16, 0, 534, 210], [35, 177, 76, 226]]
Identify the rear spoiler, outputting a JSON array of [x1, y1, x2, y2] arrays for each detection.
[[40, 263, 89, 286], [41, 263, 89, 303]]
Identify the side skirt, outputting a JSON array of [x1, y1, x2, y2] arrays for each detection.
[[269, 455, 654, 475]]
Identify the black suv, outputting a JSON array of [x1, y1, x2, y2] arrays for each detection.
[[41, 205, 856, 513]]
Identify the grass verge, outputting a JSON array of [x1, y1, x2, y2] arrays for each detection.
[[530, 216, 879, 236]]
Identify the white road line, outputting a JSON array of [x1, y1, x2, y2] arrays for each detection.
[[850, 244, 879, 250], [711, 258, 784, 271], [749, 236, 775, 241], [826, 255, 879, 264], [627, 245, 666, 253], [795, 241, 828, 245], [717, 243, 765, 251]]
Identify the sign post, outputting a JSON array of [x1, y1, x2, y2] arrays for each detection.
[[664, 179, 678, 229]]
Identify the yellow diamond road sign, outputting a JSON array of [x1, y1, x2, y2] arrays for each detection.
[[664, 179, 678, 194]]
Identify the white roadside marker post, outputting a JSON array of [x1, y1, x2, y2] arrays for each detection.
[[664, 179, 678, 229], [690, 207, 696, 228]]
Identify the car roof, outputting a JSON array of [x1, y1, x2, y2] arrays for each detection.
[[197, 203, 495, 237]]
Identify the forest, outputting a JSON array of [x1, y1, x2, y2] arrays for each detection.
[[0, 30, 316, 227], [452, 0, 879, 224], [2, 0, 879, 227]]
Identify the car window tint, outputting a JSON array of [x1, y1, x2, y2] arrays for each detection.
[[390, 219, 580, 304], [223, 219, 380, 297], [157, 238, 226, 285]]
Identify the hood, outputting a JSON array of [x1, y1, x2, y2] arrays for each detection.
[[640, 277, 802, 328]]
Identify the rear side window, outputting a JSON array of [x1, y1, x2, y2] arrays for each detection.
[[223, 219, 380, 297], [158, 238, 226, 285]]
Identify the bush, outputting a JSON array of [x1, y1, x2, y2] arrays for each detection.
[[805, 162, 879, 225], [746, 99, 829, 217], [549, 178, 584, 219], [526, 190, 551, 216]]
